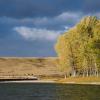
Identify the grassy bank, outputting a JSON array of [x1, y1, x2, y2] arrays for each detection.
[[0, 57, 64, 78], [56, 77, 100, 84], [0, 57, 100, 85]]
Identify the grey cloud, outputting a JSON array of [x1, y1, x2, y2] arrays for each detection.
[[83, 0, 100, 13], [0, 0, 99, 19], [0, 0, 83, 18], [0, 12, 83, 39]]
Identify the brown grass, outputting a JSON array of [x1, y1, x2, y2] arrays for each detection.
[[0, 57, 63, 79], [57, 77, 100, 83]]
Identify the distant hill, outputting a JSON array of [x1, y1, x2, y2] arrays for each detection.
[[0, 57, 64, 78]]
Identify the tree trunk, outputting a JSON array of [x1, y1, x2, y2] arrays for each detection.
[[83, 73, 85, 77], [86, 69, 89, 77], [96, 69, 99, 77], [83, 69, 85, 77], [95, 62, 98, 77], [72, 70, 76, 77], [64, 74, 67, 79]]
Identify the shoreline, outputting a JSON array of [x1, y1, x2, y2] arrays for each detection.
[[0, 80, 55, 83], [57, 82, 100, 85], [0, 80, 100, 85], [0, 76, 100, 85]]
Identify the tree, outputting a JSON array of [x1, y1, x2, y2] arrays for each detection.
[[55, 16, 100, 77]]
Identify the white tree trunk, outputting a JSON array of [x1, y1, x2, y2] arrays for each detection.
[[86, 70, 88, 77], [95, 62, 98, 77], [72, 70, 76, 77], [64, 74, 67, 79], [96, 69, 99, 77]]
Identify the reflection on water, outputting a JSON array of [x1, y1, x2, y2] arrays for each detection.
[[0, 83, 100, 100]]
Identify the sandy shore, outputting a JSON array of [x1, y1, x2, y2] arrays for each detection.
[[59, 82, 100, 85], [0, 80, 55, 83]]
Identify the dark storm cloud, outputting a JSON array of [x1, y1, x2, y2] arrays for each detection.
[[84, 0, 100, 13], [0, 0, 100, 57], [0, 0, 83, 18], [0, 11, 82, 39], [0, 0, 99, 18]]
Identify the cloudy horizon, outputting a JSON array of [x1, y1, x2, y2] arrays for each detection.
[[0, 0, 100, 57]]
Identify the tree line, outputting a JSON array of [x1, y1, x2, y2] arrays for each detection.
[[55, 16, 100, 77]]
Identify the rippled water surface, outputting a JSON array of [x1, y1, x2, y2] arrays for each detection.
[[0, 83, 100, 100]]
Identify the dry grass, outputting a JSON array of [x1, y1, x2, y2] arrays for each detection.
[[57, 77, 100, 83], [0, 57, 100, 83], [0, 57, 64, 79]]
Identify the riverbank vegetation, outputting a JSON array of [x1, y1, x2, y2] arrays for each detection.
[[55, 16, 100, 78], [57, 77, 100, 84]]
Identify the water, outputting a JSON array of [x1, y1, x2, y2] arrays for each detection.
[[0, 83, 100, 100]]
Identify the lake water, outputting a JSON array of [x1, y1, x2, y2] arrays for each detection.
[[0, 83, 100, 100]]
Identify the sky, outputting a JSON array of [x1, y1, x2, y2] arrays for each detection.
[[0, 0, 100, 57]]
